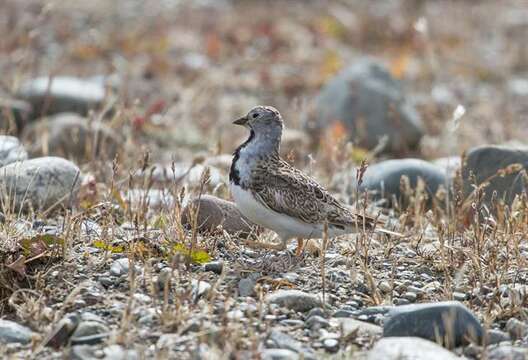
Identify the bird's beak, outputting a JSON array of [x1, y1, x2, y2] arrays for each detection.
[[233, 115, 248, 126]]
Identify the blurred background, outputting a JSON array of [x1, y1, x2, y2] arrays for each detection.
[[0, 0, 527, 182]]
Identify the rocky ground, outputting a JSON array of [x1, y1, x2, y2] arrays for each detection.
[[0, 0, 528, 359]]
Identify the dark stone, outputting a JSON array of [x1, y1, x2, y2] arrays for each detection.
[[0, 320, 34, 344], [463, 145, 528, 210], [383, 301, 483, 348], [358, 158, 447, 208], [306, 58, 424, 155], [42, 313, 80, 349], [204, 261, 224, 274]]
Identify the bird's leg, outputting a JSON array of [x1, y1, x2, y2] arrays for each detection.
[[245, 239, 287, 251], [295, 238, 305, 257]]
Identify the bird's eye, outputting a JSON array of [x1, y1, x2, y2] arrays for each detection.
[[252, 113, 259, 119]]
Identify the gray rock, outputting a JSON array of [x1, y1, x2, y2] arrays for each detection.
[[103, 344, 139, 360], [306, 58, 424, 154], [110, 258, 130, 277], [181, 195, 260, 238], [204, 261, 224, 274], [266, 290, 322, 312], [306, 315, 330, 330], [488, 344, 528, 360], [0, 97, 32, 131], [23, 113, 121, 161], [0, 156, 80, 211], [17, 76, 105, 117], [261, 349, 299, 360], [383, 301, 483, 347], [238, 277, 256, 297], [338, 318, 382, 337], [358, 158, 447, 208], [0, 136, 27, 167], [306, 307, 325, 318], [71, 333, 110, 345], [367, 337, 460, 360], [191, 279, 211, 300], [70, 345, 98, 360], [322, 338, 339, 353], [463, 145, 528, 209], [267, 330, 316, 360], [486, 329, 510, 345], [505, 318, 528, 340], [0, 320, 34, 344], [71, 321, 109, 338]]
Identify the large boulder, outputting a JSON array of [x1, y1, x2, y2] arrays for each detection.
[[462, 145, 528, 209], [17, 76, 105, 118], [306, 58, 424, 154], [358, 158, 447, 208], [383, 301, 484, 348], [0, 136, 28, 167], [0, 157, 81, 211], [22, 113, 121, 161]]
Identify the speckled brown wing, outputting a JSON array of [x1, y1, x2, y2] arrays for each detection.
[[250, 159, 376, 230]]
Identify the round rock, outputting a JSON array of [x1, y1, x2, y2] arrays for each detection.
[[306, 57, 424, 154], [462, 145, 528, 208], [0, 156, 81, 211], [181, 195, 260, 238], [358, 158, 447, 208], [382, 301, 483, 348], [266, 290, 322, 312], [0, 135, 27, 167], [0, 320, 34, 344]]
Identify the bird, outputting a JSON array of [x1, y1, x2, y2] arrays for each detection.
[[229, 105, 399, 254]]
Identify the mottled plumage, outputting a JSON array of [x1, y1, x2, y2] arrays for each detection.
[[230, 106, 391, 252]]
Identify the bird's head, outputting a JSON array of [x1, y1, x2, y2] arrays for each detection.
[[233, 106, 283, 132]]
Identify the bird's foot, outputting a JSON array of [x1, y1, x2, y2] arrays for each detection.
[[295, 238, 304, 257]]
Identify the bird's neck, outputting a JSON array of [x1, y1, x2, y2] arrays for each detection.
[[230, 127, 282, 186]]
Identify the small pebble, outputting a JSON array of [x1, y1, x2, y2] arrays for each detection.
[[378, 281, 392, 293], [402, 292, 417, 302], [395, 298, 411, 306], [453, 292, 467, 301], [204, 261, 224, 274], [322, 338, 339, 353]]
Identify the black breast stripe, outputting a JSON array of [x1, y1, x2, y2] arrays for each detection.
[[229, 129, 255, 186]]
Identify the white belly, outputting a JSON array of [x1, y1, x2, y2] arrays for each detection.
[[230, 183, 317, 240]]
